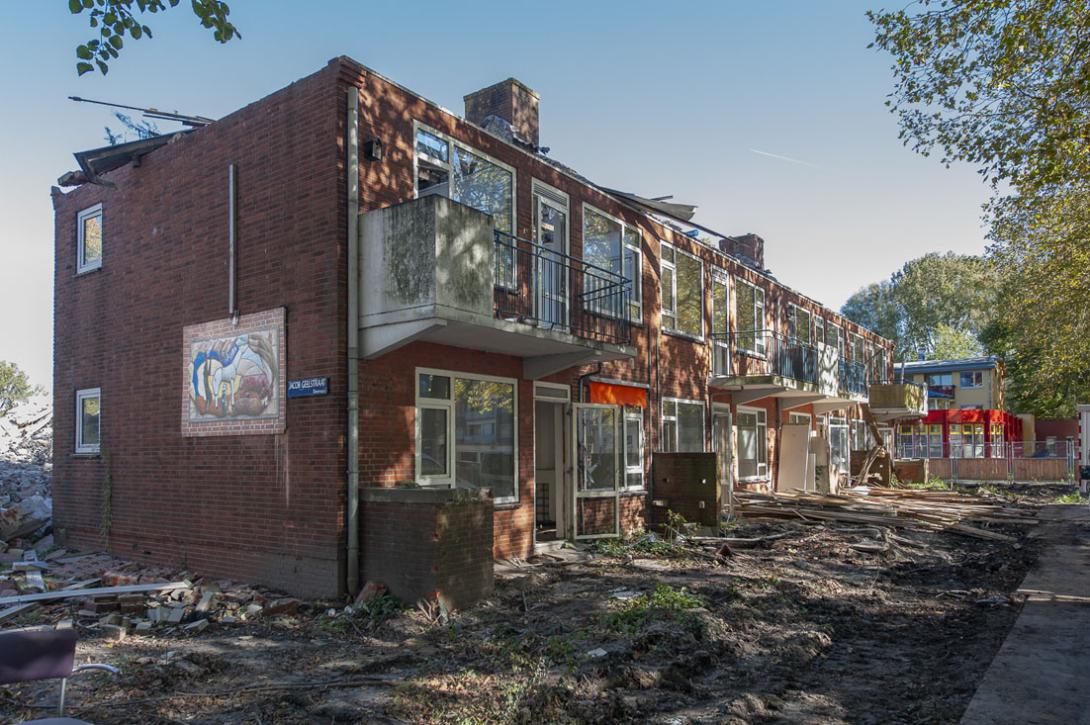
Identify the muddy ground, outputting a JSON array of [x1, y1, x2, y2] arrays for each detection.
[[0, 497, 1046, 725]]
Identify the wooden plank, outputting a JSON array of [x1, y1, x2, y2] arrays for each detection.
[[0, 580, 189, 607]]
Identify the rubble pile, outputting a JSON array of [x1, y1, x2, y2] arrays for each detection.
[[0, 395, 53, 560], [1, 553, 301, 636]]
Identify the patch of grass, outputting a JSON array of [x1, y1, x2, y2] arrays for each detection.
[[603, 583, 705, 634], [594, 531, 680, 558], [1052, 491, 1087, 505], [904, 476, 950, 491]]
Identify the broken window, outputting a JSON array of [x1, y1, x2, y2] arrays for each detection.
[[736, 407, 767, 479], [661, 398, 704, 453], [77, 203, 102, 274], [735, 280, 766, 354], [414, 125, 515, 286], [583, 206, 641, 322], [75, 388, 100, 454], [416, 370, 517, 503]]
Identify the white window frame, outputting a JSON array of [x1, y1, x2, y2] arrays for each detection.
[[829, 416, 850, 475], [959, 370, 984, 388], [582, 203, 642, 323], [414, 367, 519, 504], [660, 242, 704, 340], [533, 381, 571, 402], [711, 269, 731, 375], [788, 412, 812, 426], [849, 332, 865, 364], [412, 121, 518, 288], [77, 203, 103, 274], [736, 405, 768, 480], [661, 397, 706, 452], [623, 409, 645, 491], [735, 279, 766, 356], [827, 322, 843, 358], [75, 387, 101, 454]]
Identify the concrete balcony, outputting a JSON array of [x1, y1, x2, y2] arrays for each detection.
[[710, 330, 865, 411], [358, 195, 635, 379], [867, 382, 928, 422]]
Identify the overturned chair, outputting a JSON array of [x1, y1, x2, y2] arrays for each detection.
[[0, 627, 119, 723]]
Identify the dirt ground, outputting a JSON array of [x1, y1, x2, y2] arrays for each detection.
[[1, 493, 1047, 725]]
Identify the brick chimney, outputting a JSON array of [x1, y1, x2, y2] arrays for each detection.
[[720, 233, 765, 269], [464, 78, 540, 149]]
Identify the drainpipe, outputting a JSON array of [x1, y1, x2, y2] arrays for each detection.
[[228, 164, 238, 323], [345, 90, 361, 596]]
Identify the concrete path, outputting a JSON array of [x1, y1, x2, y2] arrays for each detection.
[[962, 505, 1090, 724]]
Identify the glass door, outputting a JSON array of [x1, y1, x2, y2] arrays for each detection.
[[572, 403, 620, 539], [534, 191, 569, 330]]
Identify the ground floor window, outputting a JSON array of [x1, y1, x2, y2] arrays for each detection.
[[623, 409, 645, 490], [661, 398, 705, 452], [75, 387, 101, 454], [851, 420, 868, 450], [416, 369, 517, 503], [788, 412, 811, 426], [829, 416, 849, 475], [950, 423, 985, 459], [736, 406, 768, 480]]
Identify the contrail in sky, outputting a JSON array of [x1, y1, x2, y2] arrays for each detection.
[[749, 148, 820, 168]]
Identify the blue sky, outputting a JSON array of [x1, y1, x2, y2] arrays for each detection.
[[0, 0, 992, 389]]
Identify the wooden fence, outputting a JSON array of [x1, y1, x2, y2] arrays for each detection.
[[926, 456, 1072, 482]]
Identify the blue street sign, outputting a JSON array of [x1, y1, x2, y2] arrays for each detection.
[[288, 377, 329, 398]]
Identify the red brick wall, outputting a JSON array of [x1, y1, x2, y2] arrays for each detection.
[[360, 489, 494, 610], [52, 63, 349, 598], [356, 342, 534, 560]]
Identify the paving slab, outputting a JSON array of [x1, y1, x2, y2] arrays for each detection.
[[962, 505, 1090, 724]]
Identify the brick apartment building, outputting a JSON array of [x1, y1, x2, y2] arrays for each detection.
[[52, 57, 898, 599]]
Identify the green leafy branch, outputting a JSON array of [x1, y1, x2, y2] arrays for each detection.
[[69, 0, 240, 76]]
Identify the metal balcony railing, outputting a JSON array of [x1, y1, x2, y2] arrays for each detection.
[[838, 359, 868, 395], [710, 329, 819, 384], [493, 230, 632, 346]]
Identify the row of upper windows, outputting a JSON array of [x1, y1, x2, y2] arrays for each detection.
[[917, 371, 986, 388], [412, 122, 888, 356]]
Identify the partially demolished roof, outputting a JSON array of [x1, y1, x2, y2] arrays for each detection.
[[58, 132, 189, 187]]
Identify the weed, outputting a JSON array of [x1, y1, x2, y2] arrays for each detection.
[[1052, 491, 1087, 505], [905, 476, 950, 491], [594, 531, 681, 558], [603, 583, 705, 634]]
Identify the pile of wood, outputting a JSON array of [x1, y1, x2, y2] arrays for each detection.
[[736, 487, 1037, 543]]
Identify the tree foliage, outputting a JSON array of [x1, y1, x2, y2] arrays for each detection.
[[69, 0, 239, 76], [868, 0, 1090, 194], [840, 252, 1000, 361], [0, 362, 34, 415], [870, 1, 1090, 416]]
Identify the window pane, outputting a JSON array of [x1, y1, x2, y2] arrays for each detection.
[[661, 265, 675, 315], [418, 374, 450, 400], [419, 408, 448, 476], [737, 411, 757, 478], [677, 402, 704, 452], [676, 253, 702, 337], [415, 129, 448, 163], [81, 394, 100, 447], [736, 282, 755, 351], [712, 277, 728, 335], [82, 213, 102, 264], [578, 407, 617, 491], [624, 415, 642, 468], [451, 146, 513, 234], [454, 379, 515, 499]]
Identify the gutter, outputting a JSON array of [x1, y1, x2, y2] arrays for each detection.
[[345, 90, 361, 595]]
